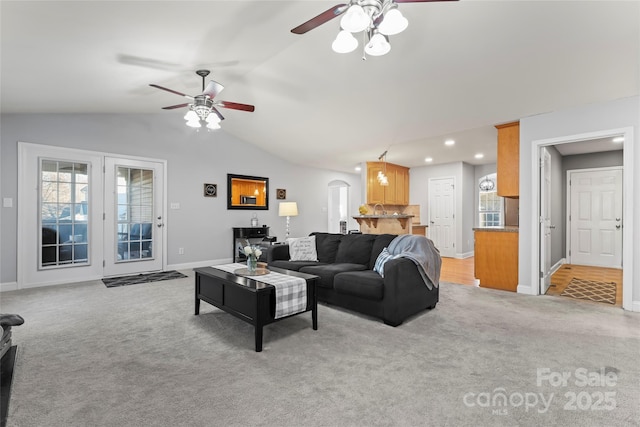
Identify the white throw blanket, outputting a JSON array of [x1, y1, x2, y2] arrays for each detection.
[[387, 235, 442, 290], [211, 263, 307, 319]]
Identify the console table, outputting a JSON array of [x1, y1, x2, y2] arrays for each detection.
[[232, 226, 271, 262]]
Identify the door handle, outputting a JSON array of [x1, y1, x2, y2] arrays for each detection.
[[616, 218, 621, 222], [616, 225, 621, 229], [549, 225, 556, 229]]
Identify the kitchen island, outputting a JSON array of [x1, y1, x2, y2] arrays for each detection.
[[352, 214, 415, 235]]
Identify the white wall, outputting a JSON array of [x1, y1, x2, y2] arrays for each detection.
[[0, 113, 362, 286], [519, 96, 639, 310]]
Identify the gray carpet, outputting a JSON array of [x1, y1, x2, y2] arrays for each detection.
[[1, 271, 639, 427]]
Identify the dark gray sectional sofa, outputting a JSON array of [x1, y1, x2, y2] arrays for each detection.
[[267, 232, 439, 326]]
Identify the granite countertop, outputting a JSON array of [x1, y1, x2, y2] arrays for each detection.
[[473, 226, 519, 233], [353, 214, 415, 219]]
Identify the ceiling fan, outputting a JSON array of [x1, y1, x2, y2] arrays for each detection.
[[150, 70, 255, 129], [291, 0, 458, 56]]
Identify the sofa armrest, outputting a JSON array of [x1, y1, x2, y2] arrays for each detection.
[[380, 257, 438, 325], [266, 244, 290, 263]]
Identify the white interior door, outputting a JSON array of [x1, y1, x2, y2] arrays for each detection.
[[540, 148, 552, 294], [568, 167, 623, 268], [103, 157, 165, 277], [327, 182, 348, 234], [429, 177, 455, 257]]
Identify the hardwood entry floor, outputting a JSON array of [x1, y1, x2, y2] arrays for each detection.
[[547, 264, 623, 307], [440, 258, 622, 308]]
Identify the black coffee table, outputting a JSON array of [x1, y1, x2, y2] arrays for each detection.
[[194, 266, 318, 352]]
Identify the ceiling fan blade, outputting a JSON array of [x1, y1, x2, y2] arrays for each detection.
[[212, 107, 225, 121], [161, 103, 189, 110], [291, 3, 349, 34], [217, 101, 255, 112], [149, 84, 194, 99], [202, 80, 224, 99], [395, 0, 458, 3]]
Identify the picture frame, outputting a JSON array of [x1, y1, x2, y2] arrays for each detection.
[[276, 189, 286, 200], [204, 183, 217, 197]]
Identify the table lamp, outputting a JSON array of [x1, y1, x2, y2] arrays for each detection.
[[278, 202, 298, 240]]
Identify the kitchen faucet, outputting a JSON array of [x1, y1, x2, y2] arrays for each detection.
[[373, 203, 386, 215]]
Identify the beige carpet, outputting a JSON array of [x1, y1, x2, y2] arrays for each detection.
[[561, 277, 616, 304]]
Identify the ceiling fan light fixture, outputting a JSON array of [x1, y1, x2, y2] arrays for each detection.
[[186, 119, 202, 128], [206, 121, 221, 130], [184, 110, 198, 121], [365, 30, 391, 56], [332, 29, 359, 53], [378, 8, 408, 36], [206, 112, 220, 124], [340, 4, 370, 33]]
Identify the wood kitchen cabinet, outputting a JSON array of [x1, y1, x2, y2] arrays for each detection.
[[366, 162, 409, 205], [495, 121, 520, 198], [474, 228, 519, 292]]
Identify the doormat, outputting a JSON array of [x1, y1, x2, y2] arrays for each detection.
[[103, 271, 187, 288], [561, 277, 616, 305]]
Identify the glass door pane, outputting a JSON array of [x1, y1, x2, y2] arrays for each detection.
[[39, 159, 89, 268], [116, 167, 154, 262]]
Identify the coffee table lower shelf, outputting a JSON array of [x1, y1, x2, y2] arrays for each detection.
[[194, 266, 318, 352]]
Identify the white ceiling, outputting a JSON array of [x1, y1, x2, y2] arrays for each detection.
[[1, 1, 638, 173]]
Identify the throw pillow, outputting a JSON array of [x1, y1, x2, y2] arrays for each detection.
[[287, 236, 318, 261], [373, 247, 397, 277]]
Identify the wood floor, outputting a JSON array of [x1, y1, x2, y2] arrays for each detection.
[[546, 264, 623, 307], [439, 257, 623, 307]]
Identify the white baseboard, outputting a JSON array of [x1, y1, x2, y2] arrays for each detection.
[[455, 251, 474, 259], [517, 284, 536, 295], [2, 275, 103, 292], [0, 282, 18, 292], [550, 258, 565, 275], [630, 301, 640, 313], [167, 258, 233, 271]]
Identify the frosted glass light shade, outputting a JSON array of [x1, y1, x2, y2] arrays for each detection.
[[332, 30, 358, 53], [340, 5, 370, 33], [365, 31, 391, 56], [378, 8, 408, 36], [206, 121, 221, 130], [184, 110, 198, 121], [186, 119, 202, 128]]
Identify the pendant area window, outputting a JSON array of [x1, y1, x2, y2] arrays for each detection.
[[478, 173, 503, 227]]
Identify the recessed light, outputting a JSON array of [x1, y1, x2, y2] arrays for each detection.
[[425, 157, 433, 163], [612, 136, 624, 143], [355, 166, 362, 172], [474, 153, 484, 159], [444, 139, 455, 146]]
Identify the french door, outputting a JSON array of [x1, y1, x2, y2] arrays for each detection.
[[103, 157, 164, 277], [19, 143, 166, 288]]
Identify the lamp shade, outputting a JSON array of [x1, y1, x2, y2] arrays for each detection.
[[279, 202, 298, 217]]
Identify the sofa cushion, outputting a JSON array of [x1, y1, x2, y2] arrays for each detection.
[[287, 236, 318, 261], [300, 263, 368, 289], [335, 234, 377, 265], [311, 232, 343, 263], [369, 234, 398, 269], [373, 247, 398, 277], [334, 270, 384, 301], [270, 260, 327, 272]]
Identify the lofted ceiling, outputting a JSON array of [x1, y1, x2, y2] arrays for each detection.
[[1, 1, 638, 173]]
